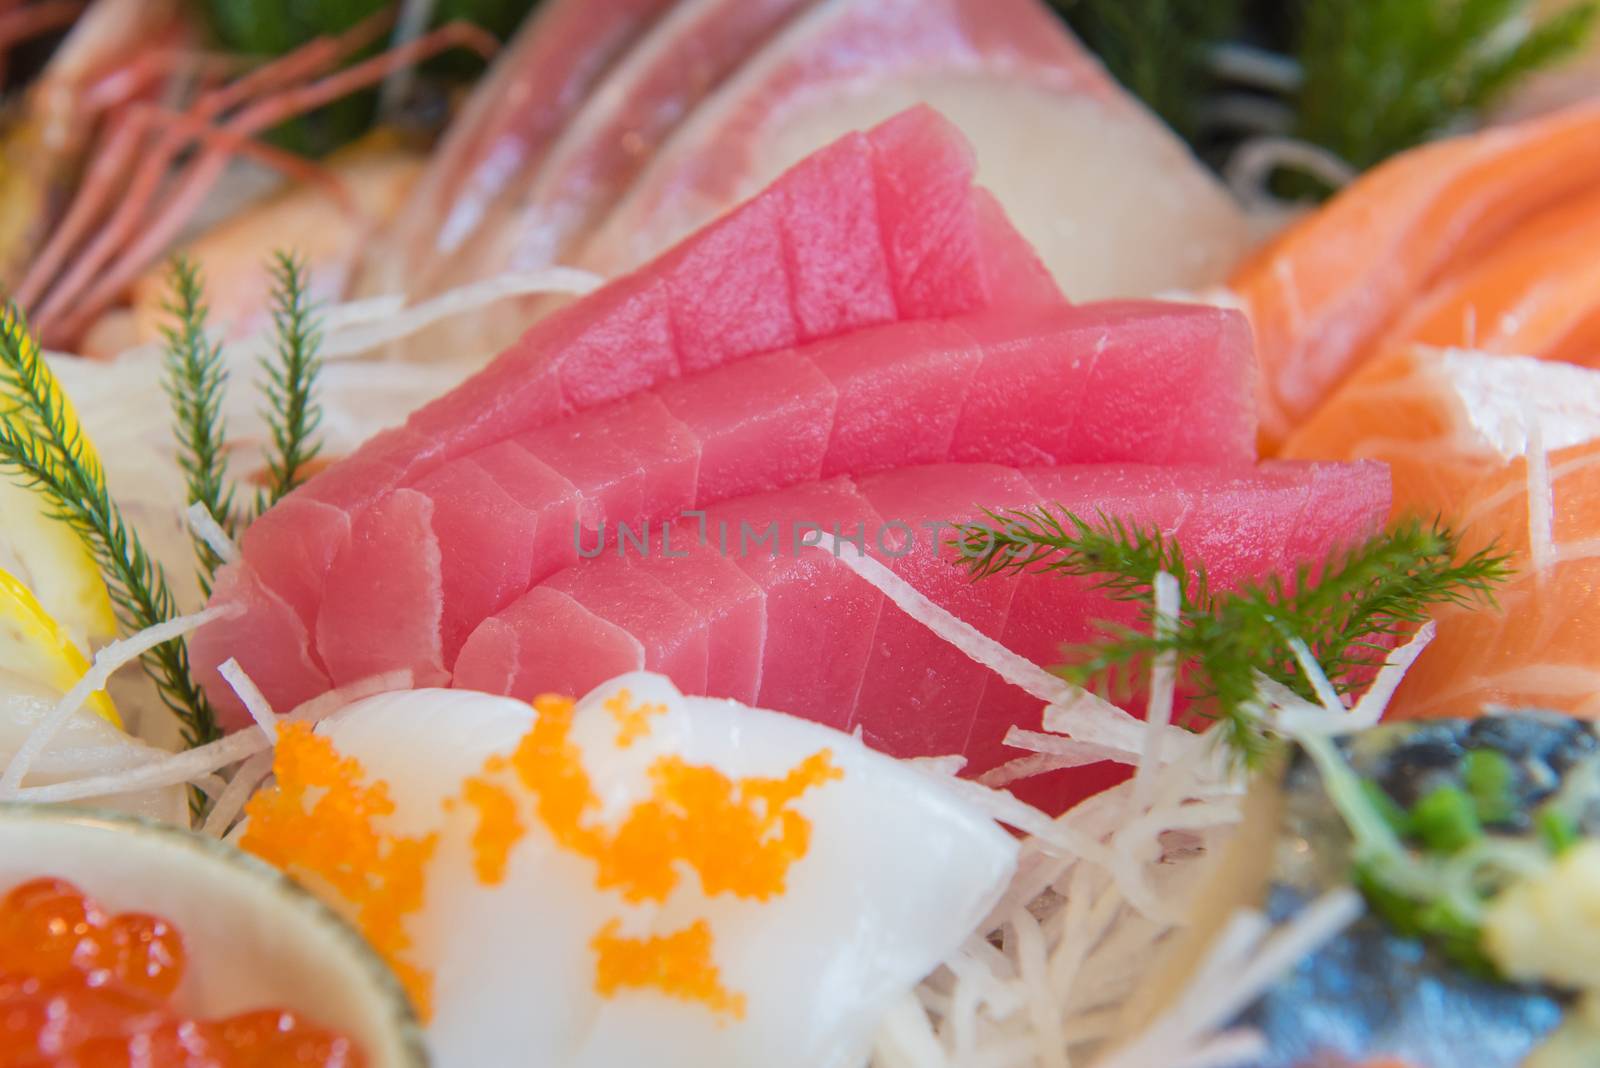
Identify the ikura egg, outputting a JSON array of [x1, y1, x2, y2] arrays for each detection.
[[240, 673, 1018, 1067]]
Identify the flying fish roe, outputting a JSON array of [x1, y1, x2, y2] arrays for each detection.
[[605, 688, 666, 748], [592, 919, 747, 1021], [241, 722, 437, 1019]]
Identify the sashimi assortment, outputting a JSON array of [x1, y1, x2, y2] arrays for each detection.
[[7, 3, 1600, 1068]]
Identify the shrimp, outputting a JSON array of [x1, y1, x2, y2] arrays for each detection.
[[1, 0, 498, 351]]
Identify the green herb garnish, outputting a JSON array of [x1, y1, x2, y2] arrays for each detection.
[[0, 306, 219, 747], [952, 511, 1511, 765], [256, 252, 326, 513], [1054, 0, 1245, 139], [1538, 807, 1580, 855], [161, 256, 236, 596], [1411, 785, 1483, 853], [1294, 0, 1599, 177], [1464, 748, 1519, 824]]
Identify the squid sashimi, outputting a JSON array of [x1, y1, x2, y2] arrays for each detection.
[[362, 0, 676, 299], [1231, 99, 1600, 446], [309, 302, 1255, 692], [453, 460, 1390, 812], [579, 0, 1247, 301], [1283, 348, 1600, 519], [1390, 438, 1600, 720], [431, 0, 815, 307], [196, 106, 1057, 722]]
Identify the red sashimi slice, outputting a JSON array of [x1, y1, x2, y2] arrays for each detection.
[[452, 461, 1389, 813], [191, 563, 331, 732], [546, 562, 711, 695], [579, 0, 1244, 300], [278, 299, 1254, 711], [654, 350, 836, 501], [452, 587, 645, 699], [975, 462, 1392, 812], [708, 479, 887, 730], [632, 534, 767, 704], [951, 302, 1257, 466], [307, 300, 1255, 705], [207, 106, 1057, 721], [849, 464, 1036, 758], [315, 490, 449, 690]]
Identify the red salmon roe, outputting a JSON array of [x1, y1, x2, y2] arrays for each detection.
[[0, 878, 365, 1067]]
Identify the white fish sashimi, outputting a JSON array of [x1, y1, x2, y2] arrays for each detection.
[[311, 674, 1019, 1068]]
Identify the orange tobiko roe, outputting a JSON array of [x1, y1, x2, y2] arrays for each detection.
[[0, 877, 365, 1067]]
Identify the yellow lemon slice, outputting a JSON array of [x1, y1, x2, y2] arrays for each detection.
[[0, 307, 118, 724], [0, 566, 116, 724]]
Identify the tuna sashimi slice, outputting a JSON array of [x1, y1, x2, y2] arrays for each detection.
[[453, 461, 1390, 812], [632, 536, 767, 704], [950, 302, 1257, 466], [580, 0, 1245, 300], [451, 587, 645, 699], [849, 465, 1037, 757], [545, 563, 710, 695], [708, 479, 887, 730], [315, 490, 450, 691], [306, 300, 1254, 706]]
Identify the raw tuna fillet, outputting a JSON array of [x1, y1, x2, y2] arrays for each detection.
[[308, 301, 1255, 699], [580, 0, 1246, 300], [196, 106, 1058, 722], [453, 461, 1391, 812]]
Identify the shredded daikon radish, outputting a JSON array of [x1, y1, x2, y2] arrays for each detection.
[[1133, 571, 1181, 809], [219, 658, 276, 744], [185, 502, 238, 564], [12, 669, 412, 806], [0, 605, 239, 795], [320, 267, 604, 358], [1225, 136, 1357, 207], [14, 729, 272, 804], [1525, 405, 1555, 576], [980, 752, 1110, 788], [1001, 728, 1133, 766], [200, 750, 273, 837], [1346, 621, 1436, 728], [817, 534, 1083, 706], [1286, 635, 1345, 713], [909, 754, 968, 776], [1011, 906, 1069, 1068]]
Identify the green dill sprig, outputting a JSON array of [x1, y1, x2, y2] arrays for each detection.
[[161, 256, 236, 596], [1294, 0, 1598, 177], [256, 251, 325, 513], [952, 509, 1512, 766], [0, 305, 219, 747]]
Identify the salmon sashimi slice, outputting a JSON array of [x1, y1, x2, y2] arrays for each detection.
[[1230, 99, 1600, 446], [453, 461, 1390, 813], [304, 301, 1256, 704], [1368, 186, 1600, 366], [578, 0, 1247, 301], [1389, 439, 1600, 720], [1282, 347, 1600, 519], [198, 106, 1059, 721]]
